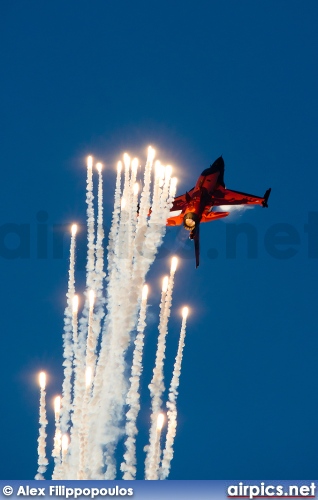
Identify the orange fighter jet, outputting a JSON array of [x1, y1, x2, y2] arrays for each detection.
[[167, 157, 271, 268]]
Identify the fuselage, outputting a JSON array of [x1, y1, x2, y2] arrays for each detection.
[[183, 165, 222, 231]]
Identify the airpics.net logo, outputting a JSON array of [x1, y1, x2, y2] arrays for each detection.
[[0, 211, 318, 263], [227, 482, 316, 499]]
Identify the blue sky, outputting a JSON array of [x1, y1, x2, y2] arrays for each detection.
[[1, 1, 318, 479]]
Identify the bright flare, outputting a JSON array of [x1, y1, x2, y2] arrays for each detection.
[[182, 307, 189, 320], [171, 256, 178, 273], [147, 146, 155, 162], [133, 183, 139, 196], [142, 284, 149, 301], [123, 153, 131, 168], [162, 276, 169, 293], [156, 162, 164, 180], [87, 156, 93, 169], [117, 161, 122, 174], [96, 162, 103, 173], [121, 197, 126, 210], [157, 413, 164, 431], [39, 372, 46, 390], [132, 158, 139, 174], [72, 295, 79, 314], [54, 396, 61, 417], [71, 224, 77, 237]]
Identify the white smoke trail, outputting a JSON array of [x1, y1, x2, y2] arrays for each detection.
[[66, 156, 96, 478], [137, 147, 154, 225], [61, 434, 70, 477], [64, 162, 100, 479], [142, 168, 177, 277], [78, 366, 93, 479], [77, 156, 96, 375], [86, 156, 96, 290], [121, 285, 149, 479], [160, 166, 172, 211], [87, 162, 124, 479], [95, 163, 105, 276], [60, 224, 77, 435], [93, 163, 106, 341], [77, 293, 95, 479], [71, 295, 79, 357], [122, 153, 131, 198], [147, 414, 165, 480], [93, 171, 135, 478], [127, 159, 139, 267], [85, 204, 127, 476], [90, 161, 122, 415], [130, 147, 155, 277], [106, 161, 122, 274], [145, 257, 178, 480], [38, 148, 184, 481], [72, 295, 78, 344], [128, 181, 139, 265], [35, 372, 48, 480], [150, 161, 164, 222], [88, 148, 167, 479], [160, 307, 188, 480], [65, 295, 83, 479], [85, 291, 96, 376], [51, 396, 62, 479], [159, 276, 169, 322], [142, 164, 170, 263]]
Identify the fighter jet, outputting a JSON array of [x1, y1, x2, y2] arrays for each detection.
[[166, 157, 271, 268]]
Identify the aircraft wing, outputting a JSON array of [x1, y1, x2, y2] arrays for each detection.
[[212, 186, 271, 207], [170, 187, 195, 211], [170, 195, 186, 211]]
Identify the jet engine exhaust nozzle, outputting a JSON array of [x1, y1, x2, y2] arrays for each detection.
[[183, 212, 199, 231]]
